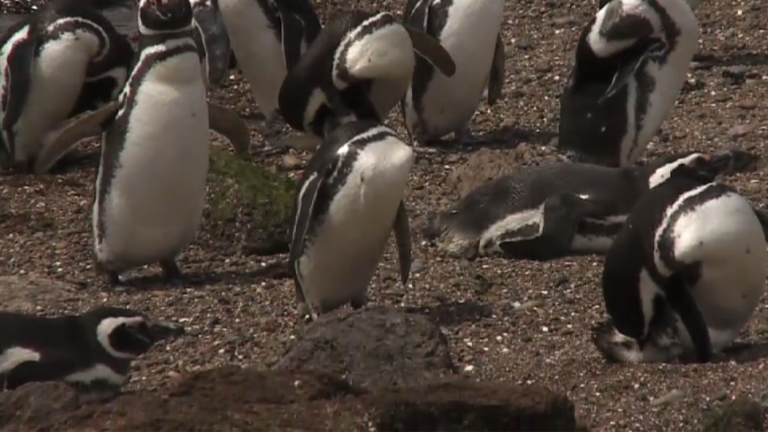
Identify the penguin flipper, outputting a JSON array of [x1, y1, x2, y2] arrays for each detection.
[[392, 200, 412, 287], [2, 32, 36, 134], [207, 102, 251, 159], [662, 271, 712, 363], [486, 33, 506, 106], [402, 24, 456, 78], [751, 207, 768, 243], [276, 5, 306, 72], [33, 101, 120, 174]]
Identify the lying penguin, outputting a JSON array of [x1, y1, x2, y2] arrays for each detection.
[[0, 306, 183, 395], [277, 9, 456, 150], [34, 0, 237, 285], [558, 0, 699, 167], [593, 163, 767, 364], [0, 0, 134, 172], [289, 119, 414, 320], [401, 0, 506, 145], [424, 150, 756, 261], [216, 0, 321, 135]]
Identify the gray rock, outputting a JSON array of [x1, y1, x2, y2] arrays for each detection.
[[278, 306, 457, 391]]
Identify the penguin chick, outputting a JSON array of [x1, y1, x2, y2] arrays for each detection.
[[0, 306, 184, 397], [594, 163, 767, 363]]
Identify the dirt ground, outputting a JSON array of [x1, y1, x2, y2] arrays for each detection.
[[2, 0, 768, 431]]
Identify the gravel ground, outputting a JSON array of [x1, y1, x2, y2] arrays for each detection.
[[2, 0, 768, 430]]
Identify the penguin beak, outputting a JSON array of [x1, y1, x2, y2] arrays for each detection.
[[148, 320, 186, 342], [192, 0, 231, 86], [703, 149, 759, 177]]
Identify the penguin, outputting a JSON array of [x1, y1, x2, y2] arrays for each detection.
[[557, 0, 699, 167], [0, 0, 135, 173], [277, 10, 456, 151], [592, 163, 768, 364], [289, 120, 414, 320], [424, 149, 756, 261], [0, 306, 183, 394], [32, 0, 231, 285], [189, 0, 232, 88], [216, 0, 321, 133], [401, 0, 506, 145]]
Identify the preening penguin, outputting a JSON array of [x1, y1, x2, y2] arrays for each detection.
[[289, 120, 414, 320], [0, 306, 183, 394], [277, 10, 456, 150], [401, 0, 506, 145], [216, 0, 321, 131], [0, 0, 134, 172], [424, 149, 756, 261], [594, 165, 768, 363], [558, 0, 699, 167], [34, 0, 233, 285]]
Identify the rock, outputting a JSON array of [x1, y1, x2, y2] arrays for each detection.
[[371, 379, 578, 431], [702, 396, 764, 432], [726, 124, 754, 139], [515, 39, 533, 50], [277, 306, 457, 391], [279, 153, 304, 171], [0, 368, 579, 432], [737, 100, 758, 110], [0, 276, 81, 312]]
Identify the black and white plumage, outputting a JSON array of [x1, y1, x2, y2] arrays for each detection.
[[558, 0, 699, 167], [0, 306, 183, 394], [401, 0, 506, 145], [0, 0, 134, 173], [289, 120, 414, 320], [189, 0, 233, 88], [424, 150, 756, 261], [593, 165, 767, 364], [277, 10, 456, 150], [217, 0, 321, 130]]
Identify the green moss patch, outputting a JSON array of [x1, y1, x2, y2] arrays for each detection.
[[201, 148, 296, 256], [702, 397, 764, 432]]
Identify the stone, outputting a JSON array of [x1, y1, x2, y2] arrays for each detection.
[[277, 306, 457, 391]]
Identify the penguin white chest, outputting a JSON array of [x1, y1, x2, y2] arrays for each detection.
[[299, 139, 414, 306], [95, 50, 210, 267], [217, 0, 286, 117], [406, 0, 503, 139], [12, 29, 101, 163], [664, 192, 767, 335]]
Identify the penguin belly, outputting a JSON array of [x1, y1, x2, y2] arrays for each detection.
[[405, 0, 503, 141], [12, 31, 101, 164], [300, 142, 414, 309], [666, 193, 767, 352], [217, 1, 286, 118], [94, 54, 209, 269]]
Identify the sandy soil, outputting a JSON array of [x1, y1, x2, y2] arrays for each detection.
[[2, 0, 768, 430]]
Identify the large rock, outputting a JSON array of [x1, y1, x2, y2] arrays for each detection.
[[0, 368, 579, 431], [277, 306, 457, 391]]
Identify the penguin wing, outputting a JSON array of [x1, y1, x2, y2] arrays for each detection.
[[661, 271, 713, 363], [402, 23, 456, 78], [751, 208, 768, 243], [1, 31, 37, 133], [289, 168, 327, 298], [486, 34, 506, 106], [207, 102, 251, 159], [393, 200, 412, 287], [284, 0, 322, 44], [33, 101, 120, 174], [403, 0, 431, 29], [275, 1, 307, 72]]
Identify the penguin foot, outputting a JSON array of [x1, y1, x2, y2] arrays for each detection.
[[159, 259, 183, 282], [103, 271, 126, 287]]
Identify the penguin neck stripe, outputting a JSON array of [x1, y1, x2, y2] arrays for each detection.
[[345, 125, 397, 148], [333, 12, 400, 89], [138, 21, 194, 36], [43, 17, 111, 63], [96, 317, 145, 359]]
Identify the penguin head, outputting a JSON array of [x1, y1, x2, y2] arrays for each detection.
[[138, 0, 194, 34], [645, 150, 758, 189], [189, 0, 231, 86], [592, 319, 684, 363], [82, 307, 185, 360]]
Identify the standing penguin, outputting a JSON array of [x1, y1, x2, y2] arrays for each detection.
[[593, 165, 768, 363], [0, 0, 134, 172], [277, 10, 456, 150], [401, 0, 506, 146], [216, 0, 321, 132], [0, 306, 183, 394], [425, 149, 756, 260], [558, 0, 699, 167], [35, 0, 231, 285], [289, 120, 414, 320]]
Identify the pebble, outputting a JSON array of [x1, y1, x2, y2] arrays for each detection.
[[727, 124, 754, 138], [514, 39, 533, 50], [652, 389, 684, 406], [280, 154, 303, 171], [737, 100, 758, 110]]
